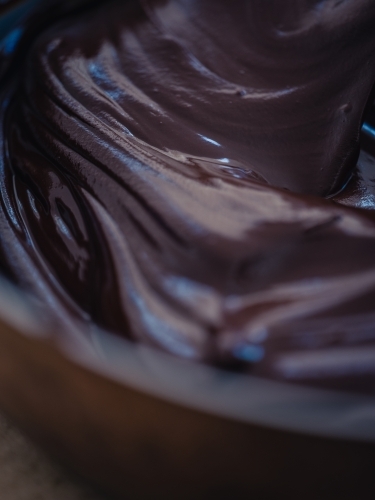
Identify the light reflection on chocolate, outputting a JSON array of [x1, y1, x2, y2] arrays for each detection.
[[1, 0, 375, 394]]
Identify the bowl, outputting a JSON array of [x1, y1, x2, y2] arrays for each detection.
[[0, 278, 374, 499]]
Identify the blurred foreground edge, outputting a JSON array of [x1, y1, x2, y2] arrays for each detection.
[[0, 289, 373, 498]]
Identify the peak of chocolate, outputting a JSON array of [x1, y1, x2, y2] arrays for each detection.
[[142, 0, 375, 196]]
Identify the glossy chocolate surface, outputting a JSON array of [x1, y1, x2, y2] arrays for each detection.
[[1, 0, 375, 394]]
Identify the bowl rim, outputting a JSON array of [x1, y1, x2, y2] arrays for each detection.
[[1, 276, 375, 444]]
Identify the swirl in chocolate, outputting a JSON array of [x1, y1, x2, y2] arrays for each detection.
[[1, 0, 375, 394]]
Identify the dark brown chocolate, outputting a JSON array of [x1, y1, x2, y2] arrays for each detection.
[[1, 0, 375, 394]]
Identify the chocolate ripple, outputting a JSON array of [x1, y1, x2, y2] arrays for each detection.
[[1, 0, 375, 393]]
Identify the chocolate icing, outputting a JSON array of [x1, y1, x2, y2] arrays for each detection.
[[1, 0, 375, 394]]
